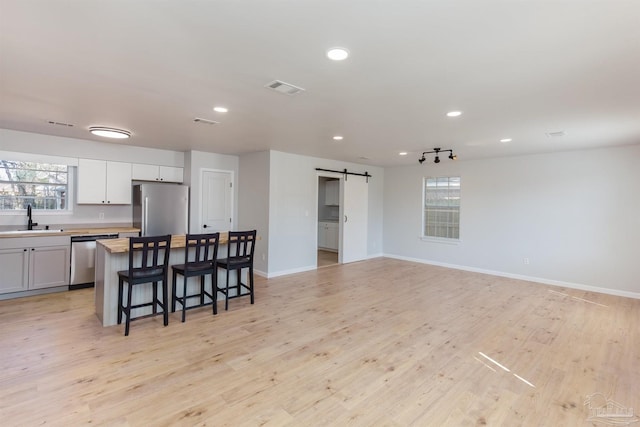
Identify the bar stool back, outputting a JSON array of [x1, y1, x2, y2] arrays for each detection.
[[117, 235, 172, 336], [217, 230, 256, 310], [171, 233, 220, 322]]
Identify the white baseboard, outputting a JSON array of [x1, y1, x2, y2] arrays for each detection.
[[384, 253, 640, 300], [265, 265, 317, 279]]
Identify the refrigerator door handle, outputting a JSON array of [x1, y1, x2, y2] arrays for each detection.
[[184, 200, 188, 234], [143, 196, 149, 236]]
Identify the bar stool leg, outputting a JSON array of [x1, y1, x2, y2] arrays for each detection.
[[125, 280, 133, 336]]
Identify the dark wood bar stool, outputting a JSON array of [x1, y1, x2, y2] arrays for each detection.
[[217, 230, 256, 310], [171, 233, 220, 322], [117, 235, 172, 336]]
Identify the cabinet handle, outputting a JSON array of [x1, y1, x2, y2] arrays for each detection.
[[24, 249, 27, 252]]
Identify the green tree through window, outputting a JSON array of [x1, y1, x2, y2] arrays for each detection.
[[0, 160, 68, 210]]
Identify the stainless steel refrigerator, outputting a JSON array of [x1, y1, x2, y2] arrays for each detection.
[[132, 183, 189, 236]]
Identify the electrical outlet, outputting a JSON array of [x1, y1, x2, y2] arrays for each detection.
[[523, 257, 530, 265], [99, 212, 104, 220]]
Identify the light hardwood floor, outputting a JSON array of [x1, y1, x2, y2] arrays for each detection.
[[1, 258, 638, 426], [317, 249, 338, 267]]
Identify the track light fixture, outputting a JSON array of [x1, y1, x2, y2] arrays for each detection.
[[418, 148, 457, 164]]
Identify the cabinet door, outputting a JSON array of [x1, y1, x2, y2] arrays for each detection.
[[105, 161, 132, 204], [0, 248, 29, 293], [29, 245, 70, 289], [132, 163, 159, 181], [326, 223, 339, 250], [77, 159, 107, 204], [318, 224, 327, 248], [325, 180, 339, 206], [159, 166, 183, 183]]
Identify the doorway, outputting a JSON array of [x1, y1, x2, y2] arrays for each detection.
[[316, 173, 369, 268], [317, 176, 340, 267]]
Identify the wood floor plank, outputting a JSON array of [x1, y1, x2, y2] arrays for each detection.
[[0, 257, 638, 426]]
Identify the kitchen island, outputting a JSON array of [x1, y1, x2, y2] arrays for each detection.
[[95, 233, 243, 327]]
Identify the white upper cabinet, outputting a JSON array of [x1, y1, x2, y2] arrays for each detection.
[[132, 164, 183, 183], [77, 159, 132, 204], [325, 180, 339, 206]]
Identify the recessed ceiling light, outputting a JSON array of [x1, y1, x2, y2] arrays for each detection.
[[500, 138, 512, 143], [333, 136, 344, 141], [327, 47, 349, 61], [89, 127, 131, 139], [446, 111, 462, 117], [213, 106, 228, 113], [399, 152, 408, 156]]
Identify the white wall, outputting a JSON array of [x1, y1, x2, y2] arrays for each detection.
[[185, 150, 239, 233], [0, 128, 184, 229], [238, 151, 270, 275], [268, 151, 384, 276], [383, 144, 640, 298]]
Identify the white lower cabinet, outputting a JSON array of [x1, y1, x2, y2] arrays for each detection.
[[318, 222, 339, 251], [0, 236, 70, 294]]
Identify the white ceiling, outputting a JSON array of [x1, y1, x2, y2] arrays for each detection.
[[1, 1, 639, 167]]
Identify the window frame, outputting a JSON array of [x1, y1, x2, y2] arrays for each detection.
[[421, 175, 461, 243], [0, 160, 74, 216]]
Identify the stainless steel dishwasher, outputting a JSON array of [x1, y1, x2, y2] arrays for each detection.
[[70, 234, 119, 288]]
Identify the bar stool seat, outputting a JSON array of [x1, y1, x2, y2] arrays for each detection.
[[217, 230, 256, 310], [171, 233, 220, 322], [117, 235, 172, 336]]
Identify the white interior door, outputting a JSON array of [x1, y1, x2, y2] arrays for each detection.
[[340, 175, 368, 264], [201, 170, 233, 232]]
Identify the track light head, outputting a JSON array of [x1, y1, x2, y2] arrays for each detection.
[[434, 155, 440, 164], [418, 156, 426, 164], [449, 152, 454, 160]]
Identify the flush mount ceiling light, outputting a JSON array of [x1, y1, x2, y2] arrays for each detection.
[[446, 111, 462, 117], [327, 47, 349, 61], [399, 152, 408, 156], [418, 147, 457, 164], [333, 135, 344, 141], [89, 127, 131, 139], [213, 106, 228, 113]]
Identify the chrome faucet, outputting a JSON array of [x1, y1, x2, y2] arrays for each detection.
[[27, 204, 38, 230]]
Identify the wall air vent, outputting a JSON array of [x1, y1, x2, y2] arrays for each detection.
[[545, 131, 566, 138], [193, 118, 219, 125], [265, 80, 306, 96]]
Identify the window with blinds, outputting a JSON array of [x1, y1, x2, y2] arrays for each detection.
[[422, 176, 460, 240], [0, 160, 69, 211]]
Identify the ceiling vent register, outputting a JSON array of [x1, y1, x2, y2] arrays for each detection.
[[193, 118, 219, 125], [265, 80, 306, 96]]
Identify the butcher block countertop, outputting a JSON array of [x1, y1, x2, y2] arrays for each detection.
[[98, 232, 232, 254], [0, 227, 140, 239]]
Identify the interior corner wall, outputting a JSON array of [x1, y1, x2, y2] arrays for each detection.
[[383, 144, 640, 297], [238, 151, 270, 275], [185, 150, 239, 234], [267, 150, 384, 277]]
